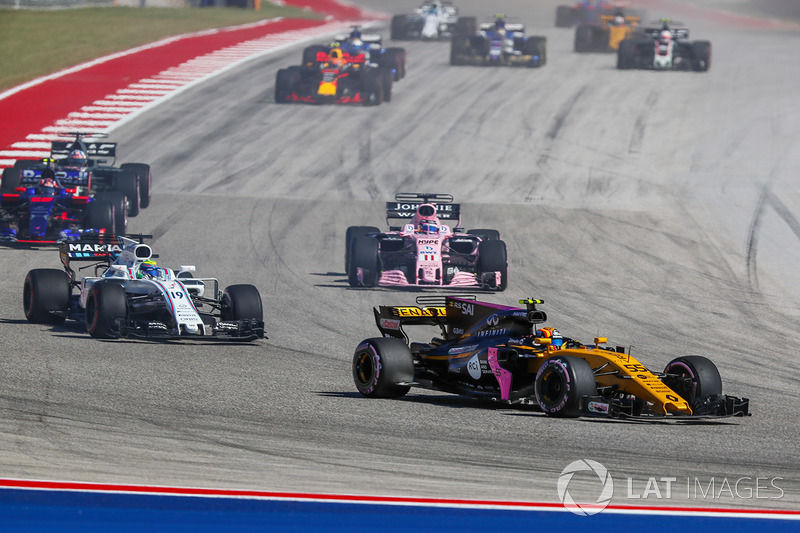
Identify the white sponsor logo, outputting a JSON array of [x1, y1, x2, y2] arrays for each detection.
[[558, 460, 614, 516], [466, 354, 482, 380]]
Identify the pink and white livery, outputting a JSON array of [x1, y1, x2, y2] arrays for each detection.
[[345, 193, 507, 290]]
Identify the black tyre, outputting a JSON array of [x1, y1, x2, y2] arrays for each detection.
[[95, 191, 126, 235], [23, 269, 70, 324], [617, 39, 635, 69], [85, 282, 127, 339], [1, 168, 20, 191], [275, 66, 300, 103], [85, 199, 116, 234], [363, 70, 383, 106], [348, 235, 379, 287], [523, 37, 547, 67], [467, 229, 500, 241], [574, 25, 593, 52], [390, 14, 408, 40], [450, 36, 468, 65], [383, 47, 406, 80], [535, 355, 597, 417], [454, 16, 476, 36], [14, 159, 38, 171], [353, 337, 414, 398], [662, 355, 722, 404], [121, 163, 151, 209], [302, 45, 328, 67], [112, 169, 140, 217], [345, 225, 380, 272], [381, 69, 393, 102], [691, 40, 712, 72], [221, 284, 263, 322], [477, 239, 508, 291], [555, 5, 574, 27]]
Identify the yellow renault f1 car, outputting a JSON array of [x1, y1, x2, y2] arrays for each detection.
[[352, 296, 749, 419], [574, 14, 641, 52]]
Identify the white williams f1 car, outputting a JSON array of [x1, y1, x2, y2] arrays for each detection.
[[23, 235, 265, 341]]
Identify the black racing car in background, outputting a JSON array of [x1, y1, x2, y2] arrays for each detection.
[[450, 15, 546, 68], [617, 19, 711, 71], [353, 296, 750, 420], [2, 131, 152, 232]]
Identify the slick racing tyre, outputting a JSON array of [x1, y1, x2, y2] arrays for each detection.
[[112, 169, 140, 217], [1, 168, 20, 192], [383, 47, 406, 80], [381, 69, 393, 102], [662, 355, 722, 404], [454, 16, 476, 37], [85, 282, 127, 338], [13, 159, 38, 171], [467, 229, 500, 241], [574, 25, 593, 52], [555, 5, 574, 27], [345, 226, 380, 273], [348, 235, 379, 287], [450, 36, 468, 66], [275, 66, 300, 103], [477, 239, 508, 291], [221, 284, 263, 322], [121, 163, 151, 209], [85, 199, 116, 234], [95, 191, 127, 235], [617, 39, 636, 69], [353, 337, 414, 398], [691, 40, 712, 72], [363, 70, 384, 106], [390, 14, 408, 41], [535, 355, 597, 417], [23, 269, 70, 324]]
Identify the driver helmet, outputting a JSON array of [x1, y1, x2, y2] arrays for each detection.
[[411, 203, 441, 229], [494, 16, 506, 31], [615, 15, 625, 25], [326, 45, 344, 67], [64, 149, 88, 168], [37, 177, 59, 196], [138, 259, 163, 280], [659, 29, 672, 42], [420, 222, 439, 234], [350, 27, 362, 40], [537, 327, 564, 350]]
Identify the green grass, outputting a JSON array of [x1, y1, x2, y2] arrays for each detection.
[[0, 5, 321, 92]]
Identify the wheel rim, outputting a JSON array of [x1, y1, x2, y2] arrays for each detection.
[[354, 351, 374, 385], [539, 369, 565, 403]]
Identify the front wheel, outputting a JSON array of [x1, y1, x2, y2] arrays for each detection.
[[221, 284, 263, 322], [348, 235, 379, 287], [535, 355, 597, 417], [691, 40, 712, 72], [112, 169, 140, 217], [352, 337, 414, 398], [85, 282, 127, 338], [23, 269, 70, 324], [477, 239, 508, 290], [662, 355, 722, 404], [121, 163, 152, 209]]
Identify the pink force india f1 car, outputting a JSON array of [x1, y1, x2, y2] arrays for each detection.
[[345, 193, 507, 290]]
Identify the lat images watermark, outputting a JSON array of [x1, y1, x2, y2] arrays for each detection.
[[557, 461, 785, 515]]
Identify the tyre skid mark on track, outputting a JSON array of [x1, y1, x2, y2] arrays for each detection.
[[546, 84, 589, 141], [746, 183, 800, 292]]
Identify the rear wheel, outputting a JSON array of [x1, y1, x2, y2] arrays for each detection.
[[574, 25, 593, 52], [85, 282, 127, 338], [617, 39, 635, 69], [535, 355, 597, 417], [95, 192, 126, 235], [691, 40, 712, 71], [477, 239, 508, 290], [390, 14, 408, 40], [348, 235, 379, 287], [383, 48, 406, 80], [112, 169, 140, 217], [14, 159, 38, 171], [454, 16, 476, 36], [555, 5, 574, 27], [450, 36, 468, 65], [275, 66, 301, 103], [1, 168, 20, 191], [345, 225, 380, 273], [85, 199, 116, 234], [353, 337, 414, 398], [23, 269, 70, 324], [662, 355, 722, 404], [120, 163, 151, 209], [221, 284, 263, 322], [302, 45, 328, 67]]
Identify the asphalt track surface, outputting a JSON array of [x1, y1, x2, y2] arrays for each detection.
[[1, 0, 799, 511]]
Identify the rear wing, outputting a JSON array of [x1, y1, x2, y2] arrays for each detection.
[[479, 22, 525, 32], [59, 234, 152, 276], [644, 27, 688, 39], [51, 140, 117, 158], [600, 14, 640, 25], [333, 33, 382, 44], [385, 192, 461, 225], [374, 295, 477, 341], [20, 167, 91, 188]]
